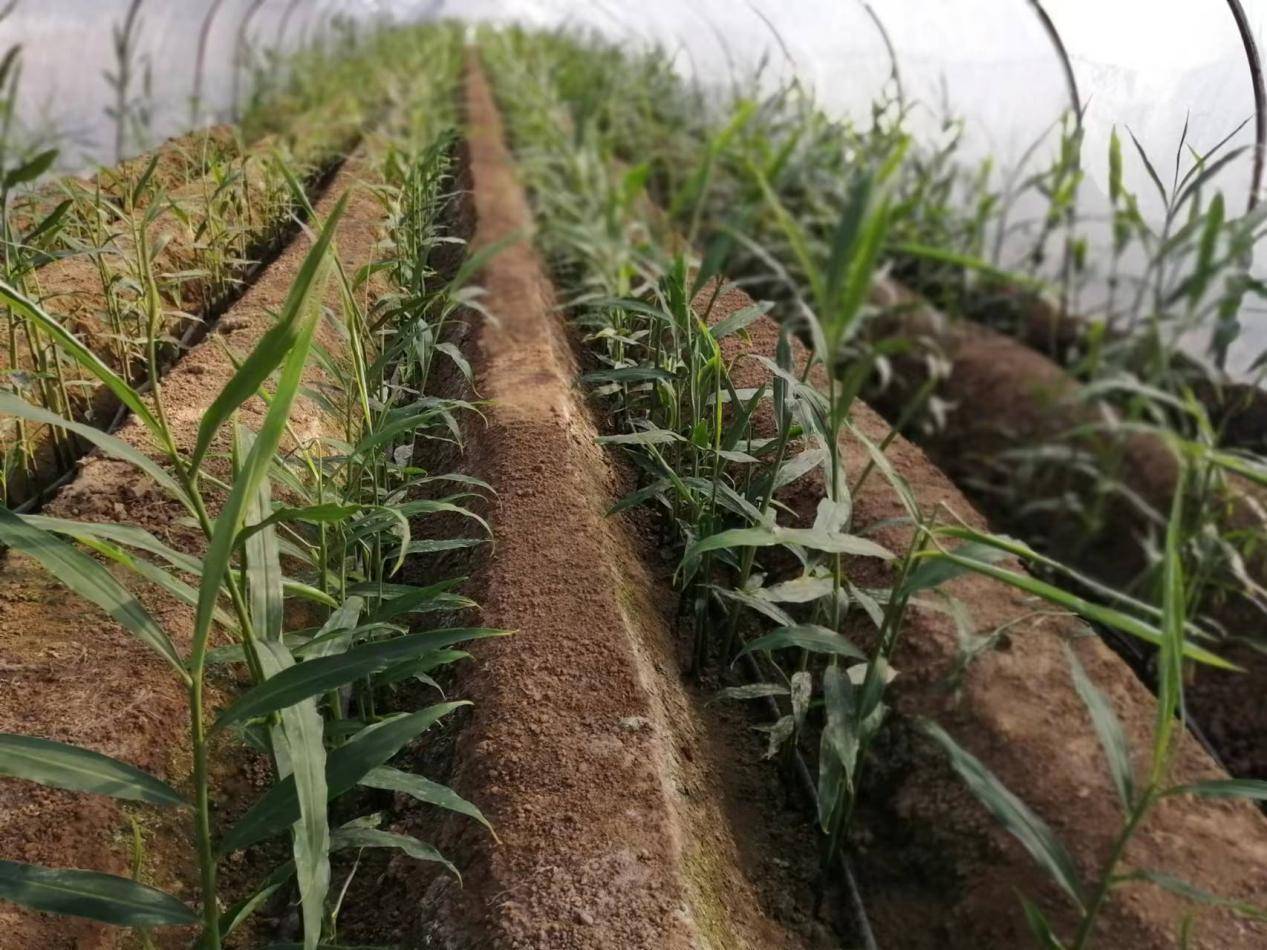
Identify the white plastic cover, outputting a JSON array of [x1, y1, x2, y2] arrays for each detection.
[[7, 0, 1267, 361]]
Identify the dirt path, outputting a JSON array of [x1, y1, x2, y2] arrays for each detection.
[[698, 279, 1267, 946], [0, 154, 389, 949], [411, 54, 816, 950]]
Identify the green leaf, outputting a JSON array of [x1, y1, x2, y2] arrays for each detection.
[[707, 683, 790, 704], [220, 704, 470, 854], [256, 635, 328, 950], [301, 597, 365, 660], [4, 147, 58, 188], [683, 523, 892, 575], [436, 341, 472, 384], [1152, 464, 1187, 785], [596, 428, 684, 446], [922, 550, 1232, 669], [188, 194, 347, 476], [0, 282, 162, 439], [818, 663, 858, 831], [1019, 894, 1066, 949], [363, 580, 470, 626], [21, 515, 199, 574], [22, 198, 72, 249], [218, 859, 296, 940], [1127, 128, 1168, 205], [736, 624, 866, 662], [0, 508, 186, 679], [893, 242, 1043, 290], [922, 720, 1085, 911], [901, 541, 1010, 595], [0, 393, 184, 503], [1065, 646, 1135, 810], [0, 734, 183, 806], [329, 823, 457, 879], [582, 366, 675, 385], [361, 766, 493, 835], [1165, 778, 1267, 800], [0, 860, 196, 928], [1108, 128, 1123, 204], [1117, 869, 1267, 921], [215, 629, 506, 731], [243, 431, 284, 643], [709, 301, 772, 339], [191, 196, 347, 678], [236, 503, 363, 548]]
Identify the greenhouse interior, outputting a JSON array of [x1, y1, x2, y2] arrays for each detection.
[[2, 1, 1267, 947]]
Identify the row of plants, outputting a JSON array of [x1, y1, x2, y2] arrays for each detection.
[[0, 22, 497, 949], [517, 28, 1267, 663], [481, 28, 1267, 948], [0, 15, 420, 510]]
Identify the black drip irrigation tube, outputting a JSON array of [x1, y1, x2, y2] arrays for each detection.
[[10, 150, 352, 516]]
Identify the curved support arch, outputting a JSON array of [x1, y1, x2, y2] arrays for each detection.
[[230, 0, 268, 120], [744, 1, 796, 72], [859, 1, 904, 112], [192, 0, 230, 126], [1224, 0, 1266, 211], [275, 0, 306, 53], [1025, 0, 1081, 125]]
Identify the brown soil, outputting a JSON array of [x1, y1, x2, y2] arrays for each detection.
[[864, 284, 1267, 782], [2, 121, 356, 509], [930, 283, 1267, 453], [696, 279, 1267, 947], [0, 154, 390, 948], [401, 54, 821, 950], [7, 125, 241, 237]]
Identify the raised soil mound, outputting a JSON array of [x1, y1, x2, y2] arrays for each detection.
[[0, 154, 388, 948]]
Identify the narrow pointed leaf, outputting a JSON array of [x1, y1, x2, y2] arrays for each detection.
[[361, 766, 493, 835], [0, 860, 196, 927], [736, 624, 865, 661], [256, 640, 328, 950], [0, 734, 182, 806], [0, 508, 186, 678], [220, 704, 469, 854], [1066, 646, 1135, 810], [192, 197, 346, 675], [328, 824, 457, 879], [0, 394, 183, 501], [188, 194, 348, 475], [922, 720, 1085, 910], [215, 629, 505, 731], [0, 282, 161, 437]]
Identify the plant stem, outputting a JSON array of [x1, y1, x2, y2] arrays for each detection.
[[189, 677, 222, 949], [1071, 792, 1153, 950]]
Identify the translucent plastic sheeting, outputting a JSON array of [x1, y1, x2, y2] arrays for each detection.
[[7, 0, 1267, 366], [6, 0, 438, 168], [454, 0, 1267, 371]]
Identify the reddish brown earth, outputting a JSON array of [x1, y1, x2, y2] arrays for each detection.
[[0, 154, 389, 948], [406, 55, 821, 950], [8, 125, 241, 237], [934, 284, 1267, 453], [864, 283, 1267, 782], [699, 279, 1267, 947], [2, 124, 352, 508]]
